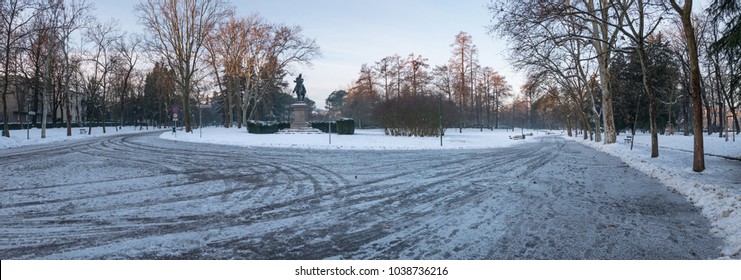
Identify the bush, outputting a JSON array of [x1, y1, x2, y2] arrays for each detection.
[[374, 95, 460, 137], [336, 118, 355, 135], [247, 121, 289, 134], [309, 119, 354, 134], [311, 121, 337, 133]]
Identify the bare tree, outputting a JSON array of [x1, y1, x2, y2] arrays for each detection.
[[450, 31, 475, 130], [1, 0, 41, 137], [565, 0, 624, 143], [489, 71, 513, 129], [432, 65, 453, 101], [376, 56, 394, 101], [113, 33, 141, 129], [242, 20, 320, 126], [490, 0, 623, 143], [204, 15, 247, 128], [668, 0, 705, 172], [582, 0, 622, 144], [406, 53, 429, 96], [491, 0, 598, 139], [84, 19, 122, 134], [521, 71, 547, 130], [57, 0, 91, 136], [612, 0, 665, 157], [136, 0, 233, 133]]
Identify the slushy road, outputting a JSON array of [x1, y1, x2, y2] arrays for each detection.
[[0, 132, 722, 259]]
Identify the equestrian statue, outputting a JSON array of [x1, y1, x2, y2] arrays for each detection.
[[293, 74, 307, 101]]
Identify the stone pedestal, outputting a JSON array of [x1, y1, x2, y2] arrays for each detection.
[[290, 102, 310, 129]]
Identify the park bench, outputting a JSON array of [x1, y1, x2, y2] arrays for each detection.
[[624, 135, 633, 144], [509, 134, 525, 140], [79, 128, 87, 134]]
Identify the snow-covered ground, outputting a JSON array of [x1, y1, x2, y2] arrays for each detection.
[[161, 128, 740, 258], [159, 127, 541, 150], [1, 126, 738, 259], [0, 126, 162, 150], [571, 132, 741, 258], [0, 132, 724, 259]]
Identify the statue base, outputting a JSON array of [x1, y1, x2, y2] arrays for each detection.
[[290, 102, 310, 129]]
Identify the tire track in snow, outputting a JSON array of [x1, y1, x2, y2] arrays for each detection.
[[0, 133, 723, 259]]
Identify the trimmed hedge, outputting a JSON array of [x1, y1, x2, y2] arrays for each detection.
[[247, 121, 290, 134], [336, 118, 355, 135], [308, 119, 355, 134], [310, 121, 337, 133], [374, 95, 459, 137], [247, 119, 354, 135]]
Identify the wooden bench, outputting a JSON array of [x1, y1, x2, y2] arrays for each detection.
[[624, 135, 632, 143], [79, 128, 87, 134], [509, 135, 525, 140]]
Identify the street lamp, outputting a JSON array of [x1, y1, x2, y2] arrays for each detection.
[[26, 94, 34, 140], [439, 94, 443, 146], [199, 104, 212, 138], [717, 100, 725, 138]]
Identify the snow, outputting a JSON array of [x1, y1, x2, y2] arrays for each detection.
[[2, 126, 738, 259], [571, 132, 741, 258], [162, 128, 740, 259], [158, 127, 540, 150], [0, 126, 162, 150]]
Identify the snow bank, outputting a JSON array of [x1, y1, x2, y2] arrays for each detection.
[[0, 126, 160, 150], [627, 132, 741, 159], [159, 127, 541, 150], [573, 133, 741, 259]]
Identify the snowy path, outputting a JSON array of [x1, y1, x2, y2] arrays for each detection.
[[0, 133, 723, 259]]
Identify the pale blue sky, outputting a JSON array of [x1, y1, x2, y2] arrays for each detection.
[[93, 0, 713, 107], [94, 0, 517, 107], [238, 0, 518, 103]]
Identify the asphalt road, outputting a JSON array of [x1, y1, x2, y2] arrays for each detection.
[[0, 132, 723, 259]]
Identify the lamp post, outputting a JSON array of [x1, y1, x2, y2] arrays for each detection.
[[199, 104, 212, 138], [26, 95, 34, 140], [439, 94, 443, 146], [717, 100, 724, 138], [512, 101, 515, 132]]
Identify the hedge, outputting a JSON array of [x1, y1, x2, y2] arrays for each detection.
[[247, 121, 290, 134], [310, 121, 337, 133], [336, 118, 355, 135], [247, 120, 354, 135]]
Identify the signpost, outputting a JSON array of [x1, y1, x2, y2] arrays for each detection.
[[173, 113, 178, 136]]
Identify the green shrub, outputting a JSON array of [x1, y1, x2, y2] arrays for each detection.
[[336, 118, 355, 135], [247, 121, 289, 134], [310, 121, 337, 133], [374, 95, 459, 137]]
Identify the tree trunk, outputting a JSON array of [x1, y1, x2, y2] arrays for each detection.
[[1, 77, 9, 138], [65, 90, 72, 136], [589, 88, 602, 143], [671, 0, 705, 171], [683, 86, 690, 136], [182, 81, 192, 133], [649, 95, 659, 157], [2, 40, 10, 138], [638, 46, 659, 158]]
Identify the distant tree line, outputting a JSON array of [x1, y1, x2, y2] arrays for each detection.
[[325, 32, 515, 136], [0, 0, 319, 138], [489, 0, 740, 172]]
